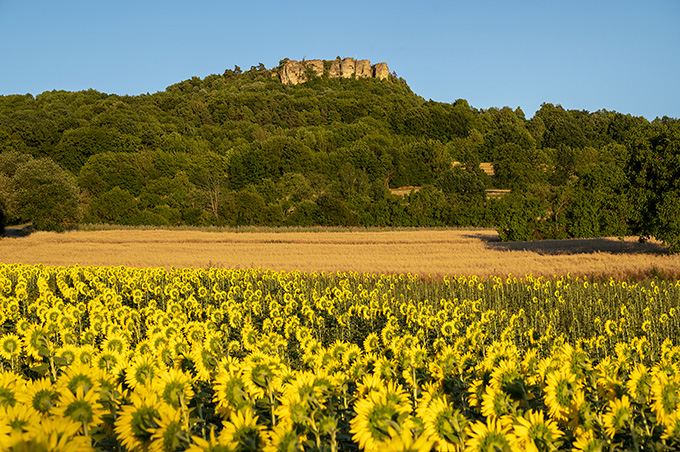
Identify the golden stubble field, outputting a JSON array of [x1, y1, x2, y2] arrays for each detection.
[[2, 228, 679, 278]]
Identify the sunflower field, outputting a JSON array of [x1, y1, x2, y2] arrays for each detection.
[[0, 263, 680, 451]]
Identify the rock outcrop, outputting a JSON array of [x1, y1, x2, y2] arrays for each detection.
[[277, 58, 390, 85], [373, 62, 390, 80], [356, 59, 372, 78]]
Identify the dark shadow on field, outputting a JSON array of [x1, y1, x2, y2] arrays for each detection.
[[2, 224, 34, 238], [465, 233, 668, 256]]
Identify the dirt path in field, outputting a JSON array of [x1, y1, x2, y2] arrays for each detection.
[[1, 228, 678, 278]]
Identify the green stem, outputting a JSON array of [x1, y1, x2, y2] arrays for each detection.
[[630, 418, 641, 451], [49, 355, 57, 383], [267, 379, 277, 427], [412, 365, 418, 410]]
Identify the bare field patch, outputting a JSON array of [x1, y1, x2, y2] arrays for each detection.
[[1, 228, 679, 278]]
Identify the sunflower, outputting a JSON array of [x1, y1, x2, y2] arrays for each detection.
[[94, 369, 125, 417], [2, 403, 42, 444], [418, 396, 467, 452], [383, 423, 434, 452], [50, 385, 104, 436], [594, 357, 623, 402], [20, 416, 94, 452], [275, 371, 336, 433], [480, 385, 518, 419], [466, 378, 486, 411], [374, 357, 398, 381], [14, 318, 31, 336], [241, 354, 283, 401], [185, 427, 234, 452], [76, 345, 96, 366], [190, 344, 219, 381], [101, 332, 130, 355], [489, 360, 526, 400], [125, 353, 162, 390], [571, 429, 604, 452], [0, 371, 25, 409], [350, 380, 413, 452], [16, 377, 60, 417], [56, 344, 80, 366], [464, 417, 514, 452], [203, 331, 225, 356], [429, 346, 460, 383], [153, 368, 195, 410], [0, 333, 22, 361], [56, 362, 102, 397], [264, 422, 305, 452], [136, 340, 154, 356], [512, 409, 563, 452], [114, 391, 167, 452], [22, 324, 52, 359], [661, 410, 680, 441], [602, 395, 631, 438], [544, 368, 584, 424], [219, 408, 267, 451], [149, 408, 190, 452], [94, 350, 126, 376], [650, 371, 680, 426], [364, 333, 381, 354]]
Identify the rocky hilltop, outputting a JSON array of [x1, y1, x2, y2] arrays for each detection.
[[276, 58, 390, 85]]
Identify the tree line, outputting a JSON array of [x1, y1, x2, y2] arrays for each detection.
[[0, 62, 678, 251]]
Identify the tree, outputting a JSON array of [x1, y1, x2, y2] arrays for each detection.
[[493, 143, 546, 189], [436, 166, 486, 199], [0, 201, 5, 235], [496, 191, 549, 242], [86, 187, 138, 225], [626, 120, 680, 252], [11, 158, 81, 231]]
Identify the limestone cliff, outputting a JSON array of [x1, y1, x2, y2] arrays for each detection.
[[277, 58, 390, 85]]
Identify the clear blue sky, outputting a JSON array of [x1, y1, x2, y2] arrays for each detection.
[[1, 0, 678, 120]]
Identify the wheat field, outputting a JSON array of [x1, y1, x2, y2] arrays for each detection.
[[2, 227, 679, 278]]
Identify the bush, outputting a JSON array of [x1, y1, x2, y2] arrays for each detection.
[[86, 187, 138, 225], [11, 158, 81, 232], [0, 204, 5, 235]]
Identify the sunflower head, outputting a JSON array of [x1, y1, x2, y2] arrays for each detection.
[[102, 333, 129, 355], [16, 377, 59, 417], [219, 408, 266, 451], [572, 429, 605, 452], [22, 325, 52, 359], [512, 409, 563, 452], [602, 395, 632, 438], [481, 385, 518, 419], [50, 385, 103, 434], [114, 391, 168, 452], [0, 334, 22, 360], [350, 381, 413, 452], [419, 396, 467, 452], [56, 362, 102, 397], [3, 402, 40, 435], [544, 368, 584, 423], [0, 371, 25, 409], [154, 368, 195, 410], [213, 369, 251, 418], [125, 353, 161, 390], [464, 417, 514, 452], [651, 371, 680, 427], [150, 408, 190, 452], [264, 423, 304, 452]]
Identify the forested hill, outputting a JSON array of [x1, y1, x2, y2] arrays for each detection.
[[1, 61, 679, 251]]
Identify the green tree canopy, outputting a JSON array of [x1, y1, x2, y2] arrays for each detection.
[[11, 157, 81, 231]]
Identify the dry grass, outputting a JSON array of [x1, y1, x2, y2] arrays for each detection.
[[388, 186, 421, 196], [2, 228, 679, 279]]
